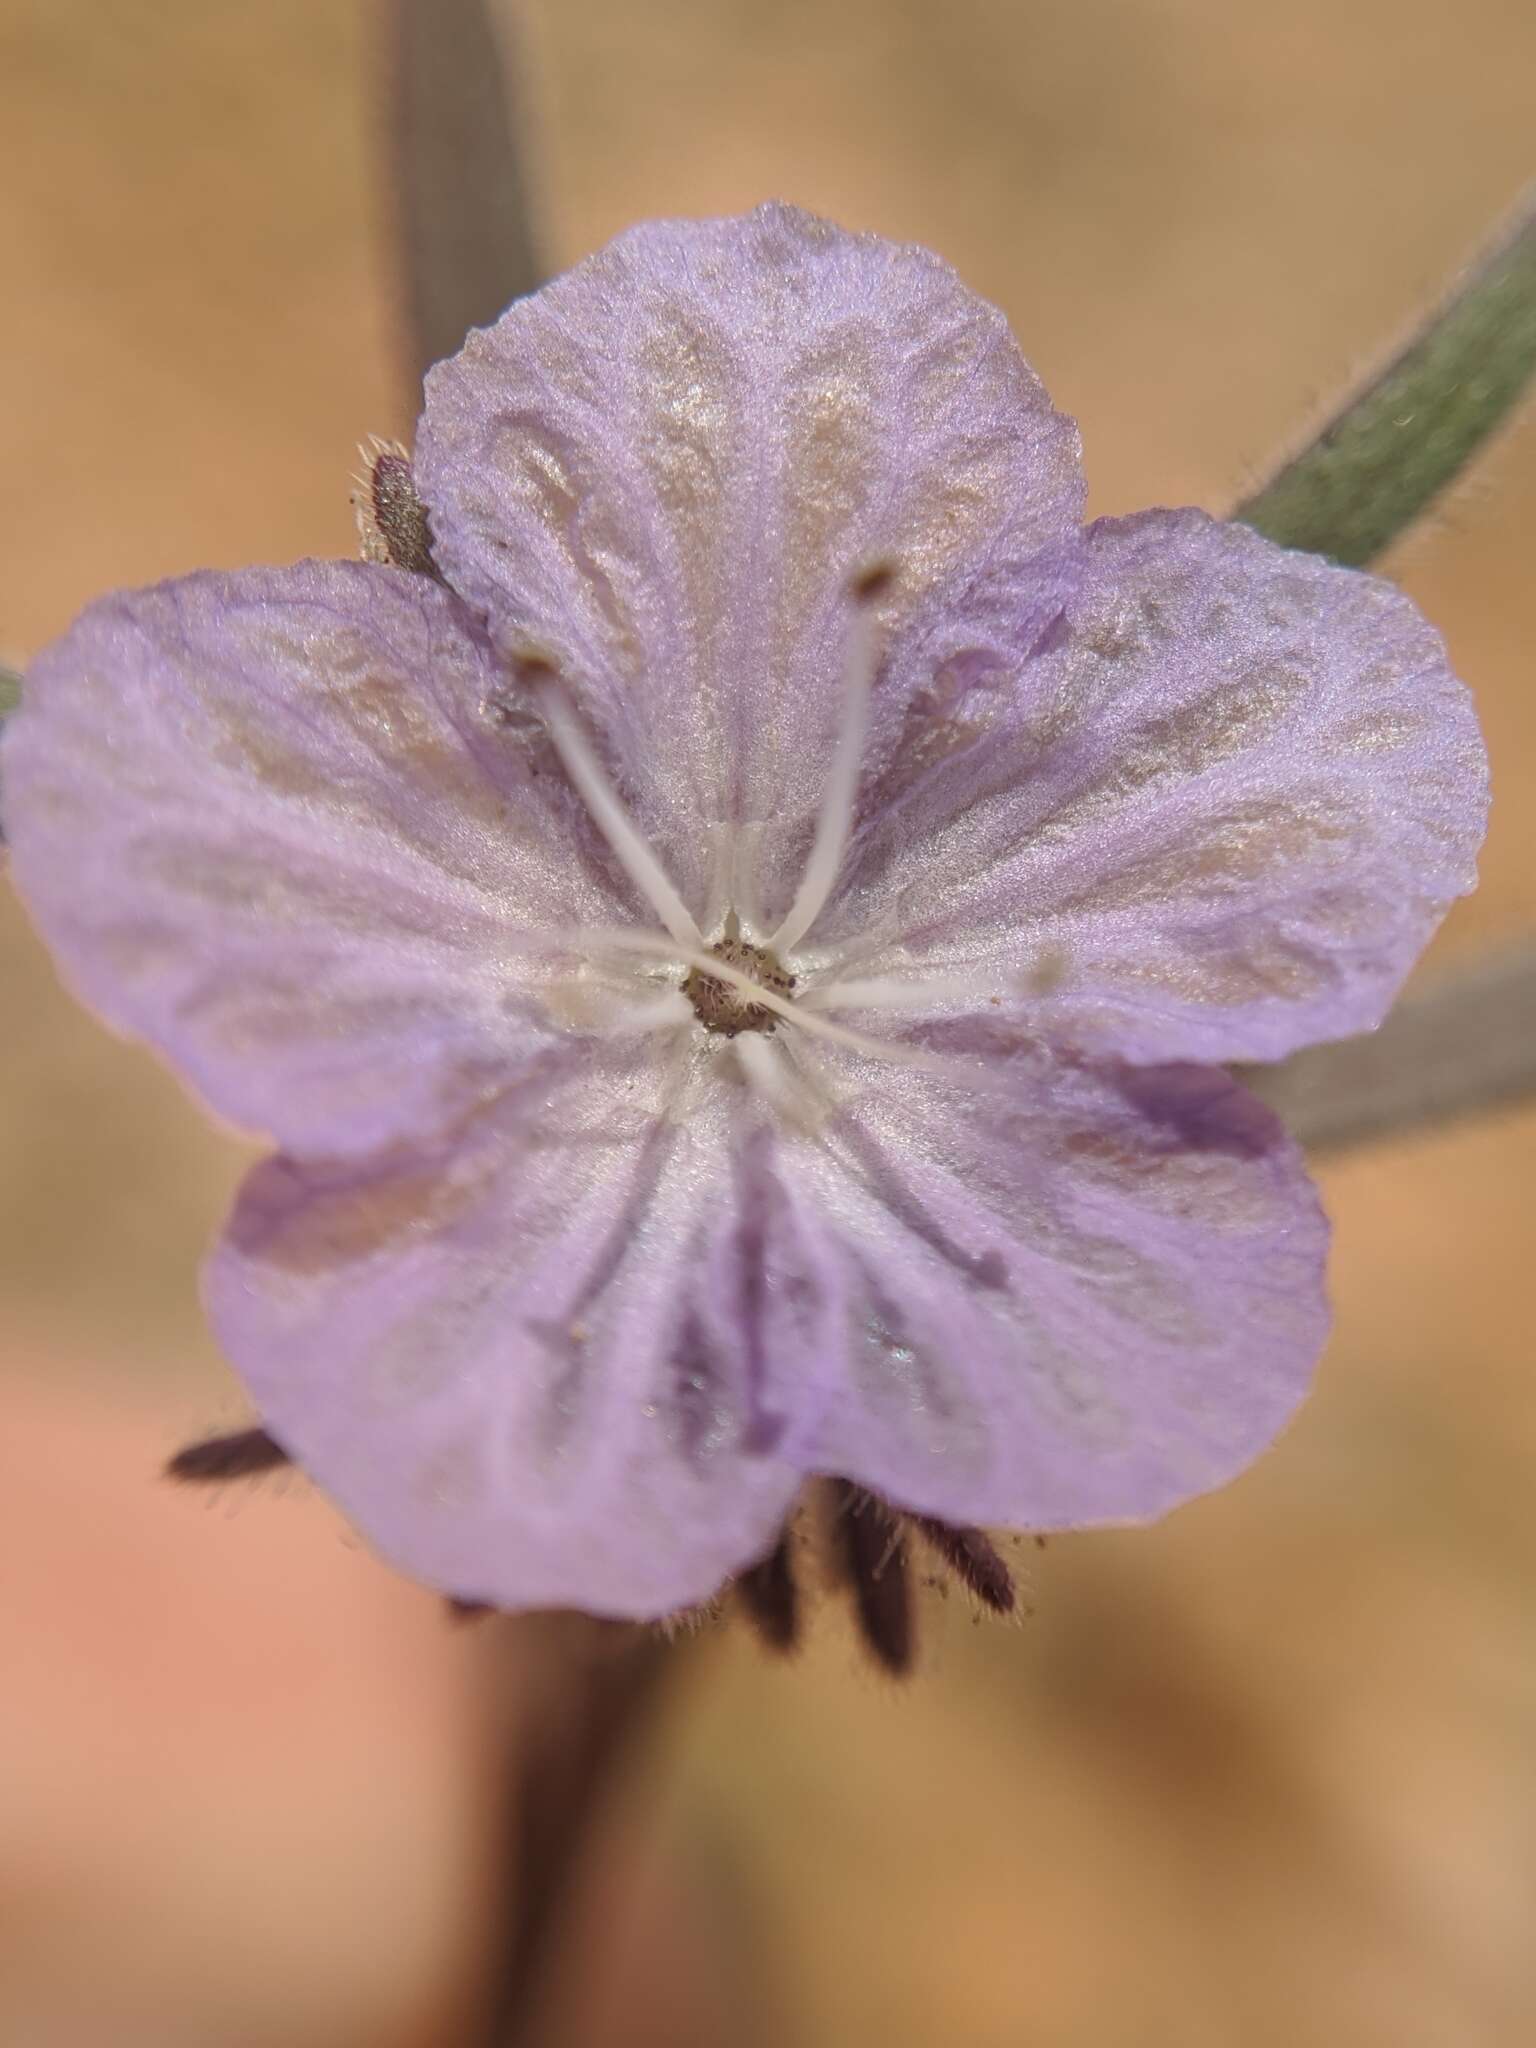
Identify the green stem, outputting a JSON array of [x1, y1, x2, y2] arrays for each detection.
[[386, 0, 544, 388], [1237, 189, 1536, 565], [1241, 945, 1536, 1155]]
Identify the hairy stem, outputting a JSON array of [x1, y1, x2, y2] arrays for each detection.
[[1237, 187, 1536, 564], [385, 0, 544, 387], [1242, 945, 1536, 1155]]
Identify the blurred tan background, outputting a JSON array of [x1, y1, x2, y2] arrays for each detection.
[[2, 1, 1535, 2042]]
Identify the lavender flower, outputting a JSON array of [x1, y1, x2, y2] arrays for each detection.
[[1, 206, 1486, 1627]]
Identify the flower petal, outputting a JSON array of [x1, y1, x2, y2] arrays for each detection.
[[2, 561, 629, 1155], [205, 1045, 823, 1618], [837, 510, 1487, 1063], [415, 202, 1084, 922], [776, 1037, 1329, 1528]]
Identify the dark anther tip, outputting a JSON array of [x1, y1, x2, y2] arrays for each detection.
[[850, 558, 897, 604], [165, 1425, 291, 1484], [512, 649, 559, 685], [911, 1517, 1017, 1615], [736, 1530, 800, 1654]]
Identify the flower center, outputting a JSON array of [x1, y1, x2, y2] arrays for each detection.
[[684, 937, 795, 1036]]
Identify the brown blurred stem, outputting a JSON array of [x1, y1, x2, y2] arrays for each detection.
[[484, 1620, 676, 2045], [385, 0, 544, 387]]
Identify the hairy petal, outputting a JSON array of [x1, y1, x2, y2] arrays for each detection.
[[778, 1038, 1329, 1529], [2, 561, 626, 1154], [203, 1046, 840, 1618], [415, 201, 1084, 922], [843, 510, 1487, 1063]]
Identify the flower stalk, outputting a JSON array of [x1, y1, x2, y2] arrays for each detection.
[[1237, 187, 1536, 565], [385, 0, 543, 384]]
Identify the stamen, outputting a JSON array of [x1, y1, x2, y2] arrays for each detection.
[[733, 1031, 824, 1131], [528, 667, 703, 951], [571, 927, 1021, 1095], [540, 984, 695, 1036], [700, 827, 768, 940], [798, 972, 998, 1015], [770, 563, 893, 955], [690, 952, 1017, 1092]]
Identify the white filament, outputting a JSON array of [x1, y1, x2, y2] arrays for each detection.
[[534, 680, 702, 950], [797, 972, 995, 1015], [734, 1032, 821, 1129], [573, 926, 1014, 1093], [769, 589, 882, 956], [540, 983, 695, 1035]]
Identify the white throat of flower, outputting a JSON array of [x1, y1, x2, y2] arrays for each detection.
[[523, 567, 1011, 1115]]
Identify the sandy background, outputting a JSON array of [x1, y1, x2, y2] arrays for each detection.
[[2, 1, 1534, 2041]]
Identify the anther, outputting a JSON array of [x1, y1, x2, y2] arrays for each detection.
[[850, 557, 897, 604], [352, 438, 439, 577], [769, 561, 896, 955], [528, 670, 703, 950]]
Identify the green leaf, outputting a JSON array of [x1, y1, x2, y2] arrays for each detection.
[[1236, 190, 1536, 565]]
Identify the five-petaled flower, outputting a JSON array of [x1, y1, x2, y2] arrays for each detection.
[[1, 205, 1487, 1635]]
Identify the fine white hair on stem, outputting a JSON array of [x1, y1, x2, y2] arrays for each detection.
[[530, 670, 702, 950], [769, 565, 893, 956]]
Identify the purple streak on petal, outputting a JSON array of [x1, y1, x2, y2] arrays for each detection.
[[204, 1046, 807, 1619], [777, 1037, 1329, 1531], [415, 202, 1084, 926], [1, 561, 632, 1155], [836, 509, 1487, 1063]]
